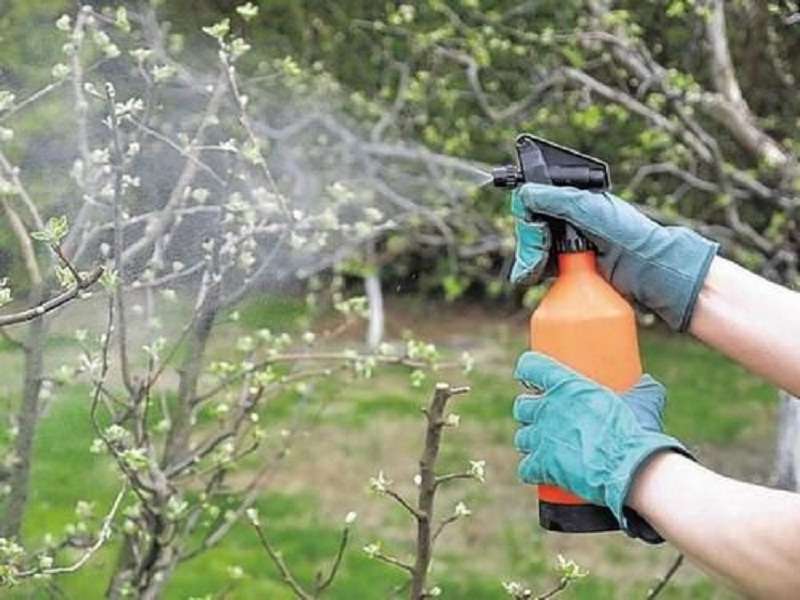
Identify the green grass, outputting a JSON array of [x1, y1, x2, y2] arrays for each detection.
[[1, 310, 769, 599], [449, 326, 777, 446], [640, 329, 776, 444], [238, 294, 308, 332]]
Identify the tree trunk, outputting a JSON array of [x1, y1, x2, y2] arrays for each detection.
[[107, 512, 180, 599], [1, 295, 47, 540], [365, 271, 384, 350], [162, 300, 218, 469], [773, 391, 800, 491], [109, 294, 218, 597]]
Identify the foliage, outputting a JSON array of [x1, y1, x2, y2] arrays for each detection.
[[0, 0, 793, 597], [155, 0, 800, 290]]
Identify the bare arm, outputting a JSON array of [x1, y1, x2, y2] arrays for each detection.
[[630, 452, 800, 599], [690, 256, 800, 396]]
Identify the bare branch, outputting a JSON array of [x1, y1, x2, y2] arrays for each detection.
[[251, 520, 313, 600], [430, 514, 459, 545], [16, 485, 127, 578], [411, 382, 470, 598], [314, 526, 350, 595], [703, 0, 790, 170], [434, 471, 474, 488], [434, 47, 558, 123], [120, 69, 228, 265], [385, 489, 423, 519], [371, 549, 415, 575], [0, 266, 103, 327], [646, 553, 684, 600], [535, 579, 569, 600]]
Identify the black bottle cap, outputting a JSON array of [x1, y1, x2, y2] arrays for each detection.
[[555, 223, 595, 253]]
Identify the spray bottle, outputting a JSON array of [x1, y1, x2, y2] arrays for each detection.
[[493, 134, 642, 534]]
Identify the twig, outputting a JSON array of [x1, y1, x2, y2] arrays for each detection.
[[125, 116, 226, 186], [372, 550, 415, 575], [434, 471, 473, 488], [0, 266, 103, 327], [105, 83, 135, 395], [314, 526, 350, 594], [251, 521, 313, 600], [385, 489, 423, 519], [220, 55, 290, 218], [535, 579, 569, 600], [15, 485, 127, 578], [430, 514, 458, 545], [646, 553, 684, 600]]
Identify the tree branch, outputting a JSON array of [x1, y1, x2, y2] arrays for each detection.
[[646, 553, 684, 600], [703, 0, 790, 170], [0, 266, 103, 327], [251, 520, 313, 600], [411, 382, 469, 599]]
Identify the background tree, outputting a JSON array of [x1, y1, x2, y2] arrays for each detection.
[[0, 0, 797, 598]]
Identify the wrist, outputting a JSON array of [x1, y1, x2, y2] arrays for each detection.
[[674, 229, 719, 332], [626, 450, 689, 515]]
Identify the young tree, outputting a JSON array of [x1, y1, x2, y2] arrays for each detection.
[[0, 3, 480, 595]]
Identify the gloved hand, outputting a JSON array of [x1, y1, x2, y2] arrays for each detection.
[[513, 351, 689, 540], [511, 183, 719, 331]]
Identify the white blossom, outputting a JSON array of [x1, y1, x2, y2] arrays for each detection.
[[461, 351, 475, 374], [75, 500, 94, 520], [103, 43, 121, 59], [362, 542, 381, 558], [245, 508, 259, 526], [239, 250, 256, 270], [444, 413, 461, 427], [115, 7, 131, 32], [469, 460, 486, 483], [202, 18, 230, 42], [502, 581, 530, 596], [364, 207, 383, 223], [166, 495, 188, 520], [454, 501, 471, 518], [152, 64, 176, 83], [0, 279, 11, 307], [55, 14, 72, 31], [556, 554, 588, 580], [236, 2, 259, 21], [227, 565, 244, 580], [129, 48, 152, 64], [51, 63, 70, 79], [410, 369, 426, 388], [0, 91, 14, 113], [368, 470, 392, 493], [230, 38, 251, 61]]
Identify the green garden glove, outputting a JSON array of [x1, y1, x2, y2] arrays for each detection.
[[511, 183, 719, 331], [513, 351, 689, 540]]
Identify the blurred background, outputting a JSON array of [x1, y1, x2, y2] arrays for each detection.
[[0, 1, 798, 598]]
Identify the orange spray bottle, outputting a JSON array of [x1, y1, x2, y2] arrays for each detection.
[[493, 135, 642, 533]]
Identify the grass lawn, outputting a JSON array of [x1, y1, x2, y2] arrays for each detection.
[[1, 296, 774, 599]]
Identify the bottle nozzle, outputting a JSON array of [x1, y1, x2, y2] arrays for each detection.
[[491, 165, 523, 188]]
